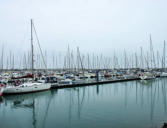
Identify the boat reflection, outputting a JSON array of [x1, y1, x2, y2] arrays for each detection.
[[1, 90, 54, 128], [138, 79, 155, 85]]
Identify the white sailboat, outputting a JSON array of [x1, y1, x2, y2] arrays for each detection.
[[160, 72, 167, 77], [139, 72, 156, 80], [2, 19, 51, 95], [2, 82, 51, 94]]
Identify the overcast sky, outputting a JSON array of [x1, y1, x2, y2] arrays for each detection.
[[0, 0, 167, 56]]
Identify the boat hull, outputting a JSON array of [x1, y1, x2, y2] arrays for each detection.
[[3, 83, 51, 95]]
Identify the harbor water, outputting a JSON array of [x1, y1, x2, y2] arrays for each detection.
[[1, 78, 167, 128]]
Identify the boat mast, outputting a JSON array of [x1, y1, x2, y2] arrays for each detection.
[[1, 45, 4, 72], [163, 40, 166, 71], [135, 52, 138, 69], [31, 19, 34, 75], [140, 47, 143, 69], [150, 35, 153, 69]]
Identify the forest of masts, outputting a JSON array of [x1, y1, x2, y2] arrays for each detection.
[[0, 36, 166, 71]]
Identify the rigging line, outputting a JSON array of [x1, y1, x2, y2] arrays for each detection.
[[32, 22, 47, 70]]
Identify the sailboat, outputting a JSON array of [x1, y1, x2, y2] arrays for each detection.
[[139, 72, 156, 80], [2, 19, 51, 95]]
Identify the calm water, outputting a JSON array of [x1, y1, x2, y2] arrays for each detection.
[[1, 78, 167, 128]]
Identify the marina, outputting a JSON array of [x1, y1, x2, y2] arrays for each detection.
[[1, 0, 167, 127], [0, 19, 166, 95], [0, 68, 165, 93], [0, 20, 167, 127]]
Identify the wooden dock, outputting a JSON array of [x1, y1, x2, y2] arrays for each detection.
[[51, 77, 140, 89]]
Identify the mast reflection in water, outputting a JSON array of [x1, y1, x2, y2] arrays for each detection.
[[1, 78, 167, 128]]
